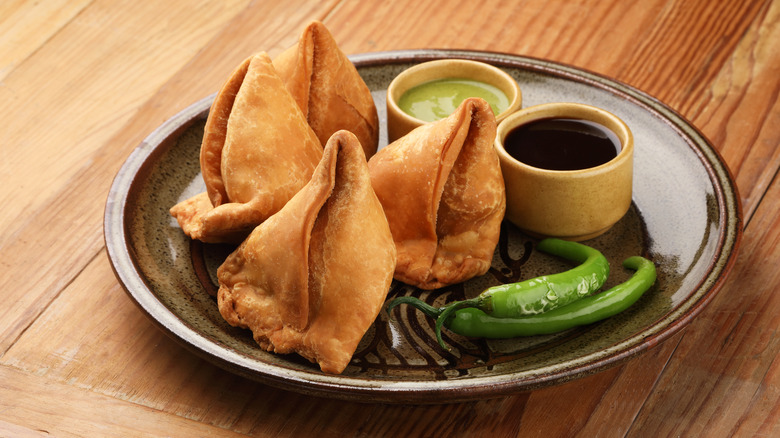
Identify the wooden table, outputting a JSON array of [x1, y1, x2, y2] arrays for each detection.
[[1, 0, 777, 436]]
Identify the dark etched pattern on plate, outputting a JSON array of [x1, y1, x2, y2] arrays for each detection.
[[189, 208, 650, 379]]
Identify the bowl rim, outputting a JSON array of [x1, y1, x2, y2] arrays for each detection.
[[386, 58, 523, 127], [494, 102, 635, 177]]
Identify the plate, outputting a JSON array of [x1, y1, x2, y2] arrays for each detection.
[[104, 50, 742, 403]]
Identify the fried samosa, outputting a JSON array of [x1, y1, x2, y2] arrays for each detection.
[[367, 97, 506, 290], [217, 130, 396, 374], [273, 20, 379, 158], [170, 52, 323, 243]]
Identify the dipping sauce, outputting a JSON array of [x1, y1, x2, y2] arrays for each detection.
[[503, 118, 620, 171], [398, 78, 510, 122]]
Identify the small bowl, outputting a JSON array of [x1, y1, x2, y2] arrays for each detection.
[[495, 102, 634, 241], [386, 59, 522, 142]]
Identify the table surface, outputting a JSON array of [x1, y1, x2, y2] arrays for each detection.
[[1, 0, 778, 436]]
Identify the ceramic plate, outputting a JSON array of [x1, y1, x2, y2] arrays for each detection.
[[104, 50, 741, 403]]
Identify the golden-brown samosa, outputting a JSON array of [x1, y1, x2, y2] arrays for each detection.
[[273, 21, 379, 158], [368, 97, 505, 290], [170, 52, 323, 243], [217, 130, 396, 374]]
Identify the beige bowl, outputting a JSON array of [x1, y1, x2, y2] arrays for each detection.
[[386, 59, 522, 142], [495, 102, 634, 241]]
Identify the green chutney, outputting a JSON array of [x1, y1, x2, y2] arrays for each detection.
[[398, 78, 510, 122]]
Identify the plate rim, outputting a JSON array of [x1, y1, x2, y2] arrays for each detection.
[[103, 49, 743, 403]]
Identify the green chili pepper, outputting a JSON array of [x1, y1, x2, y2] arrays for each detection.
[[445, 256, 656, 339], [478, 238, 610, 317], [387, 238, 610, 349]]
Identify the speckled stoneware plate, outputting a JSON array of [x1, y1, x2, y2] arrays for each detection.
[[104, 50, 742, 404]]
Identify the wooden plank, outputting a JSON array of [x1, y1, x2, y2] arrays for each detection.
[[0, 0, 250, 243], [0, 365, 248, 438], [0, 0, 91, 81], [516, 336, 680, 436], [615, 1, 768, 110], [683, 0, 780, 221], [2, 251, 262, 425]]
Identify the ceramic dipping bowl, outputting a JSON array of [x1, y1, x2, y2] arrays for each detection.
[[495, 102, 634, 241], [386, 58, 522, 142]]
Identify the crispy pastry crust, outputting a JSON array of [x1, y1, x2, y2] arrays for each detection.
[[368, 97, 506, 289], [169, 52, 322, 243], [171, 21, 380, 244], [217, 130, 396, 374], [273, 21, 380, 158]]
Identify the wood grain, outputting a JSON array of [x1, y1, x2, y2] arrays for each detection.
[[693, 0, 780, 221], [0, 0, 248, 239], [0, 0, 778, 436], [0, 0, 91, 82], [0, 365, 249, 438]]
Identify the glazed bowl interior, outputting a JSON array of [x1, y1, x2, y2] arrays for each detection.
[[494, 102, 634, 241]]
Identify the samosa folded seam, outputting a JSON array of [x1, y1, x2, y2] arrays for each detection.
[[217, 130, 396, 374], [368, 97, 506, 290], [170, 51, 322, 244], [273, 20, 380, 159]]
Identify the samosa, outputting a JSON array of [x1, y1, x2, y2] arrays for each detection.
[[217, 130, 396, 374], [273, 20, 379, 158], [368, 97, 506, 290], [170, 52, 323, 243]]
